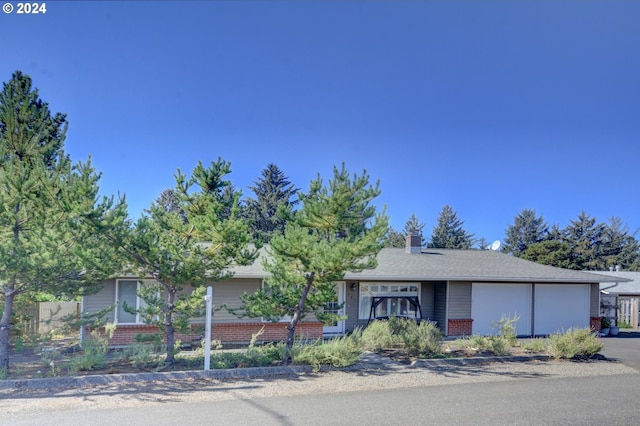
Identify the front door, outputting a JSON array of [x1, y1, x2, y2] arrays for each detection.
[[323, 282, 345, 336]]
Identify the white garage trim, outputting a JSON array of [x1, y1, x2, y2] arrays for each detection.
[[534, 284, 590, 335], [471, 283, 532, 336]]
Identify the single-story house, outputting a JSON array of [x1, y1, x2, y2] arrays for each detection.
[[82, 236, 619, 345], [593, 271, 640, 328]]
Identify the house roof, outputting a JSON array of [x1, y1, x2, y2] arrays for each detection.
[[232, 247, 618, 284], [593, 271, 640, 295]]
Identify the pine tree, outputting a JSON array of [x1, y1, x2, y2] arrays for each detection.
[[384, 226, 406, 248], [238, 164, 388, 356], [0, 71, 126, 369], [503, 209, 549, 256], [122, 159, 256, 364], [563, 211, 606, 270], [427, 205, 474, 249], [403, 213, 425, 246], [244, 163, 299, 243]]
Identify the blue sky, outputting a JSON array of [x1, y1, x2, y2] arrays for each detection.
[[2, 1, 639, 244]]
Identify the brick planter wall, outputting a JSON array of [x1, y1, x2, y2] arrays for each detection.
[[86, 321, 324, 347], [590, 317, 601, 332], [447, 319, 473, 336]]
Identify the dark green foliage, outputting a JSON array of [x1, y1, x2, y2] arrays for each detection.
[[0, 71, 126, 370], [521, 240, 573, 268], [244, 163, 299, 244], [239, 164, 388, 354], [384, 226, 406, 248], [427, 205, 474, 249], [503, 209, 548, 256], [122, 158, 256, 364]]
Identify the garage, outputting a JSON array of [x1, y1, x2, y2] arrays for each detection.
[[471, 283, 532, 336], [534, 284, 590, 335]]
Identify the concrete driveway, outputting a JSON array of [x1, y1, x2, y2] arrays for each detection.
[[600, 329, 640, 371]]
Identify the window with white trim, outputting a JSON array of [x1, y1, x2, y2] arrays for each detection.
[[358, 283, 420, 320], [115, 279, 142, 324]]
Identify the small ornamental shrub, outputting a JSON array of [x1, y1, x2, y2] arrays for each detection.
[[292, 332, 363, 371], [520, 338, 548, 353], [361, 320, 400, 351], [548, 328, 604, 359]]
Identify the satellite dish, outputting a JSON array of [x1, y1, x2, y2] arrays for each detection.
[[490, 240, 501, 251]]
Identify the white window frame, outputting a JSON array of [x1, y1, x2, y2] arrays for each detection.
[[358, 282, 421, 320], [115, 279, 142, 324]]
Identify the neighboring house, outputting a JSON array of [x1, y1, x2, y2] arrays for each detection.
[[593, 271, 640, 328], [82, 236, 617, 345]]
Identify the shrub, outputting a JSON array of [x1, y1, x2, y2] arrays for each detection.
[[292, 332, 363, 371], [399, 321, 442, 358], [492, 314, 519, 347], [520, 338, 548, 353], [361, 320, 400, 351], [548, 328, 604, 359], [123, 343, 163, 369], [69, 324, 115, 371]]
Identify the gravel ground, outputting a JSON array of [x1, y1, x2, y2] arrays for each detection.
[[0, 354, 636, 416]]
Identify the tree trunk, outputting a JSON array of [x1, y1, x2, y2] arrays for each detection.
[[0, 286, 16, 371], [165, 289, 176, 365], [285, 273, 315, 362]]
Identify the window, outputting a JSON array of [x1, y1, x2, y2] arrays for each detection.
[[359, 282, 420, 320], [115, 280, 141, 324]]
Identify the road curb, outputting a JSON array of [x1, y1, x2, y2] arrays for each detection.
[[0, 364, 314, 390], [0, 354, 553, 391]]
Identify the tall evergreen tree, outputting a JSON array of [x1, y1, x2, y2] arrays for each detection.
[[563, 211, 606, 270], [384, 226, 406, 248], [121, 159, 256, 364], [503, 209, 549, 257], [244, 163, 299, 244], [403, 213, 425, 246], [600, 217, 640, 270], [238, 164, 388, 357], [427, 205, 474, 249], [0, 71, 126, 370]]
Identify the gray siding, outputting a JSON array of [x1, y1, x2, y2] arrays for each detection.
[[433, 282, 447, 330], [345, 281, 360, 332], [420, 282, 435, 320], [448, 281, 472, 319], [84, 279, 116, 322], [590, 283, 599, 317], [210, 278, 262, 323]]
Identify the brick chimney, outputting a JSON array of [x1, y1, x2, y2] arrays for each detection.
[[405, 233, 422, 254]]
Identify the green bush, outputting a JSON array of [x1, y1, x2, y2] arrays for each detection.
[[292, 333, 363, 371], [361, 320, 400, 351], [361, 318, 443, 358], [492, 314, 519, 347], [520, 338, 548, 353], [548, 328, 604, 359], [400, 321, 442, 358], [123, 343, 163, 369], [68, 324, 115, 372]]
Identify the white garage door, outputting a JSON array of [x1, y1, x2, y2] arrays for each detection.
[[534, 284, 589, 335], [471, 283, 532, 336]]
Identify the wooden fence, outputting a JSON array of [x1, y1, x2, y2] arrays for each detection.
[[18, 302, 80, 335], [618, 298, 639, 328]]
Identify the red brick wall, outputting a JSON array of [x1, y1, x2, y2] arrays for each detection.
[[87, 321, 324, 346], [447, 319, 473, 336], [590, 317, 601, 332]]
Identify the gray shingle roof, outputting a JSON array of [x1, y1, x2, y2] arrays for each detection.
[[593, 271, 640, 294], [232, 247, 618, 283]]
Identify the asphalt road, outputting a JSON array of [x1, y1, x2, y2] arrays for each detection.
[[600, 329, 640, 370], [5, 373, 638, 426]]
